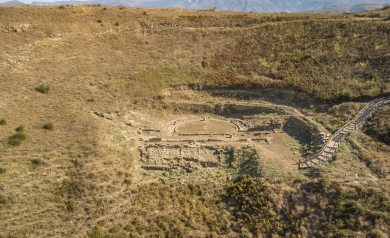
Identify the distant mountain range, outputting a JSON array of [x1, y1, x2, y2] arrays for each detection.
[[1, 0, 389, 13], [307, 2, 386, 12]]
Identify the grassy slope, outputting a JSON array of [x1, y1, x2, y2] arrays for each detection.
[[207, 17, 390, 101], [0, 5, 390, 237]]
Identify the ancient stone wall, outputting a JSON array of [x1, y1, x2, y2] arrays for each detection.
[[139, 144, 221, 172]]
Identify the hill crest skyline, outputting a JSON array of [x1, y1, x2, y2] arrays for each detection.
[[1, 0, 389, 12]]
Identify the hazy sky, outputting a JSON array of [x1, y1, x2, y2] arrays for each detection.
[[0, 0, 86, 3]]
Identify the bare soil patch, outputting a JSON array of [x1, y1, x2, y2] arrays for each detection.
[[176, 119, 236, 134]]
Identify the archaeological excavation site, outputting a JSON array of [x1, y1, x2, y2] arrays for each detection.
[[90, 84, 390, 187], [92, 89, 334, 184]]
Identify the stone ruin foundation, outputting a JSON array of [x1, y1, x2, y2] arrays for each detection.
[[133, 103, 326, 172], [139, 144, 232, 173]]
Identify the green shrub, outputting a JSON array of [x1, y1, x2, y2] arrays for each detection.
[[0, 119, 6, 125], [42, 122, 54, 130], [123, 178, 132, 185], [0, 168, 6, 174], [97, 19, 102, 23], [0, 195, 6, 204], [123, 224, 135, 232], [58, 5, 65, 9], [35, 84, 50, 94], [8, 133, 26, 147], [87, 225, 105, 238], [58, 179, 84, 198], [86, 98, 95, 102], [31, 158, 43, 165], [15, 125, 24, 132], [115, 22, 119, 26], [65, 200, 75, 212], [108, 225, 121, 233], [369, 13, 381, 18]]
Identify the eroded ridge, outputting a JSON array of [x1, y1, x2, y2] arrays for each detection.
[[299, 97, 390, 169]]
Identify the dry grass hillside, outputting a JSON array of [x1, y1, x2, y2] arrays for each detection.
[[1, 5, 390, 237]]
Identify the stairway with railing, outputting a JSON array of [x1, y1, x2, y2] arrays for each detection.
[[299, 97, 390, 169]]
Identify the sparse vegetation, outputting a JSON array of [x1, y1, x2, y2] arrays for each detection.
[[363, 105, 390, 145], [0, 168, 6, 174], [87, 226, 105, 238], [8, 133, 26, 147], [0, 195, 6, 204], [65, 200, 75, 212], [0, 119, 6, 125], [35, 84, 50, 94], [31, 158, 43, 165], [42, 122, 54, 130], [207, 19, 390, 101], [97, 19, 102, 23], [225, 176, 303, 236], [15, 125, 24, 132], [123, 178, 131, 185]]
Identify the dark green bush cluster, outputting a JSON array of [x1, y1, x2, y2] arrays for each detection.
[[35, 84, 50, 94], [0, 119, 6, 125], [15, 125, 24, 132], [363, 105, 390, 145], [31, 158, 43, 165], [58, 179, 84, 198], [0, 168, 6, 174], [369, 13, 381, 18], [8, 133, 26, 146], [303, 179, 390, 237], [0, 195, 6, 204], [225, 176, 303, 236], [123, 178, 132, 185], [42, 122, 54, 130]]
